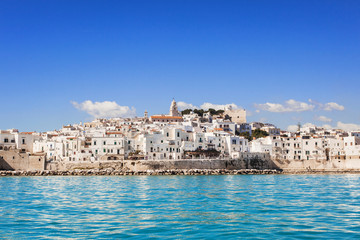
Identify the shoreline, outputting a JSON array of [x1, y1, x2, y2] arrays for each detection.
[[1, 169, 360, 176], [0, 169, 280, 176]]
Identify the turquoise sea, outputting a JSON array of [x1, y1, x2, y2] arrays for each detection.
[[0, 174, 359, 239]]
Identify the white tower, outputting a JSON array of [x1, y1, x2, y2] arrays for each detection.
[[169, 99, 181, 117]]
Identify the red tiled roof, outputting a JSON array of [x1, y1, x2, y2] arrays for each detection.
[[106, 132, 123, 135]]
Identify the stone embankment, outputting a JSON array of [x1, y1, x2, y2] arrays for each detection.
[[282, 169, 360, 174], [0, 169, 281, 176]]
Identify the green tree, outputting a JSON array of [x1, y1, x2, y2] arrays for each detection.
[[215, 109, 224, 115], [252, 129, 269, 139], [193, 109, 205, 117], [224, 114, 231, 120], [236, 131, 252, 141], [181, 109, 192, 115]]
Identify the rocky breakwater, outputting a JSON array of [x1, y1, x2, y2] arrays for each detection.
[[0, 169, 282, 176]]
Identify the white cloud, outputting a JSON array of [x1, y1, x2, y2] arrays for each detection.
[[322, 124, 332, 129], [287, 125, 299, 132], [71, 100, 136, 118], [336, 122, 360, 132], [316, 116, 332, 122], [200, 102, 241, 111], [256, 99, 344, 113], [323, 102, 344, 111], [302, 122, 316, 128], [177, 101, 199, 111], [259, 117, 267, 123], [255, 99, 315, 112], [308, 99, 344, 111]]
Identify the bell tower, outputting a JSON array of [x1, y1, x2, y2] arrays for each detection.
[[169, 99, 181, 117]]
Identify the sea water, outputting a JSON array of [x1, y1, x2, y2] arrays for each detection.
[[0, 174, 359, 239]]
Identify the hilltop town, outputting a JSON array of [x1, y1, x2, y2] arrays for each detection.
[[1, 100, 360, 173]]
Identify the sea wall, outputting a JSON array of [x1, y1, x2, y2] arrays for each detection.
[[0, 169, 282, 176], [46, 153, 276, 171], [272, 157, 360, 172], [3, 148, 360, 173], [0, 150, 46, 171]]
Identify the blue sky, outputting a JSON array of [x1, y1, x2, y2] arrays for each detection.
[[1, 0, 359, 132]]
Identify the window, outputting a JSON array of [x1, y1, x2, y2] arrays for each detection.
[[167, 133, 169, 137], [103, 141, 106, 145], [4, 138, 8, 143], [22, 139, 25, 144], [94, 141, 96, 145], [177, 132, 180, 137]]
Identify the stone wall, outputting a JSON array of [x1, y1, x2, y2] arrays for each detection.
[[3, 148, 360, 173], [46, 153, 277, 171], [0, 150, 46, 171], [272, 157, 360, 172]]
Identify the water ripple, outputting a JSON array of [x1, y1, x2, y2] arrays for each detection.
[[0, 175, 360, 239]]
